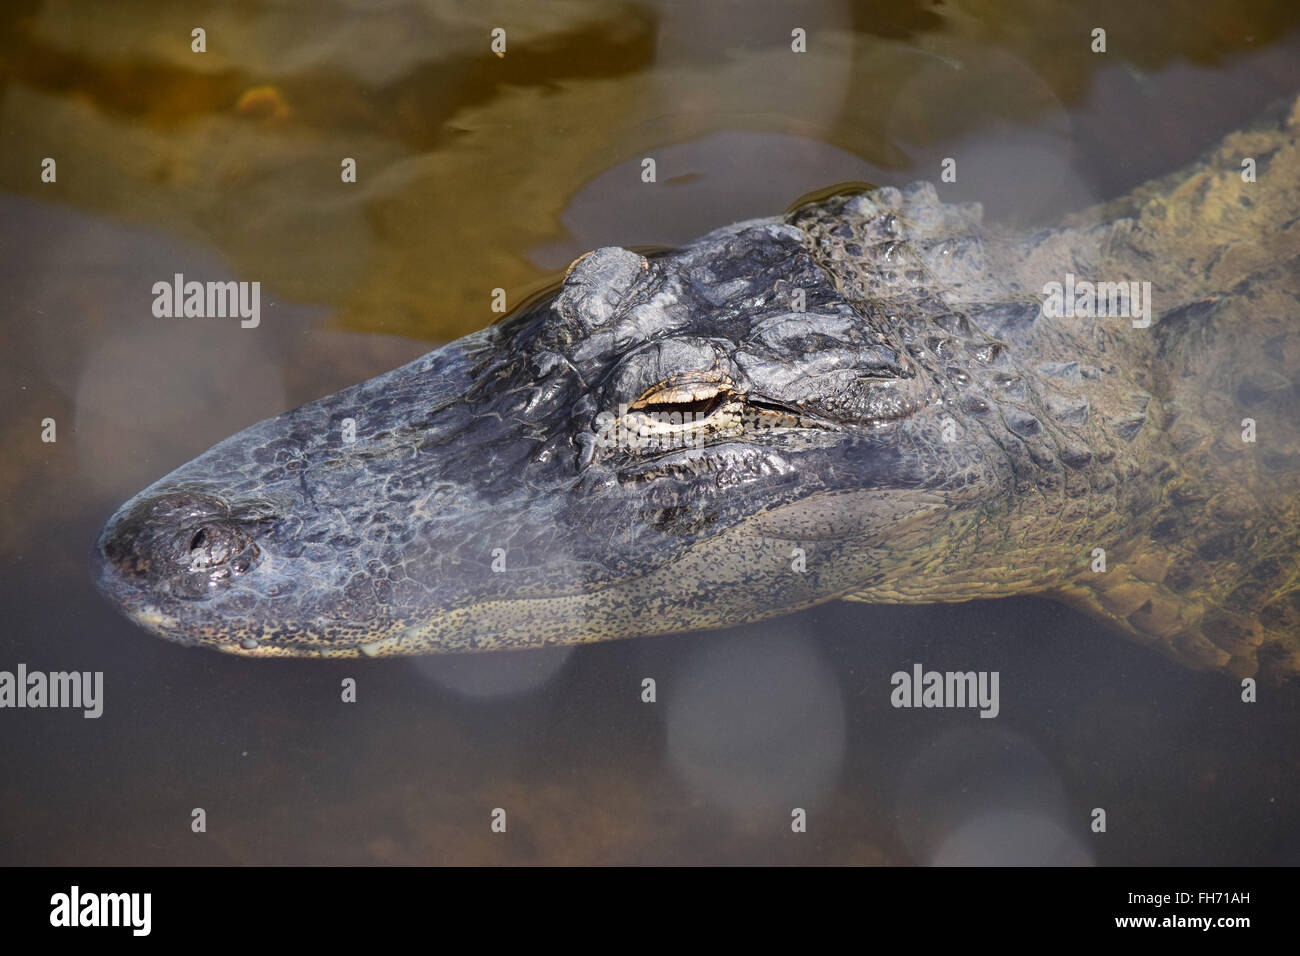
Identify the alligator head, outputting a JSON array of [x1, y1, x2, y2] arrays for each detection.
[[95, 185, 1033, 657], [95, 88, 1300, 679]]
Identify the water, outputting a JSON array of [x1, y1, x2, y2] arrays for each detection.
[[2, 0, 1299, 864]]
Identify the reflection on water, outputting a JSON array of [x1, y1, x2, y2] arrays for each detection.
[[895, 725, 1088, 866], [666, 630, 846, 822], [2, 0, 1299, 864], [411, 644, 574, 699]]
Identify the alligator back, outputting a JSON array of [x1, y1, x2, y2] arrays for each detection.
[[1017, 94, 1300, 677]]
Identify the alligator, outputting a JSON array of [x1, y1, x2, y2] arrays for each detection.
[[95, 93, 1300, 678]]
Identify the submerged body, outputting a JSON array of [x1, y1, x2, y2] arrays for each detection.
[[96, 95, 1300, 677]]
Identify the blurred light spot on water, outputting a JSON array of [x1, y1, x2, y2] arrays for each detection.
[[652, 1, 852, 130], [886, 50, 1092, 225], [75, 322, 286, 496], [895, 725, 1084, 865], [410, 646, 573, 699], [932, 131, 1093, 227], [666, 628, 845, 818], [932, 810, 1093, 866], [526, 131, 883, 270]]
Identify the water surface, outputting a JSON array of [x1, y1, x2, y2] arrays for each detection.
[[2, 0, 1298, 864]]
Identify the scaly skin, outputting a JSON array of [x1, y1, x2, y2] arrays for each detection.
[[95, 93, 1300, 677]]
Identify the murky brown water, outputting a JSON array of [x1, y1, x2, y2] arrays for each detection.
[[2, 0, 1298, 865]]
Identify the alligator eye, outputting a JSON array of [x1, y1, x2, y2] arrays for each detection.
[[629, 380, 731, 419], [602, 375, 750, 459], [637, 391, 727, 419]]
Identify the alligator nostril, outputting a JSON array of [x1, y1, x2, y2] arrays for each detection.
[[186, 524, 254, 572], [96, 490, 270, 604]]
